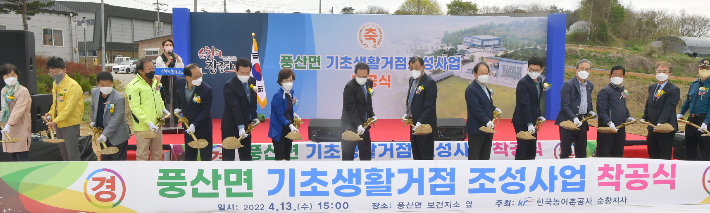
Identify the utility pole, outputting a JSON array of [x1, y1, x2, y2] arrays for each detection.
[[331, 6, 333, 14], [417, 0, 421, 15], [153, 0, 167, 37], [82, 17, 87, 69], [319, 0, 321, 14], [223, 0, 226, 13], [101, 0, 105, 72], [194, 0, 197, 12]]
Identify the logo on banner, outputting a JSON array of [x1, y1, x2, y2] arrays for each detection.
[[704, 166, 710, 195], [553, 142, 575, 159], [83, 168, 127, 209], [358, 22, 384, 50]]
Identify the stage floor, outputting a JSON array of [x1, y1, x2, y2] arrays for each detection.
[[127, 119, 647, 145]]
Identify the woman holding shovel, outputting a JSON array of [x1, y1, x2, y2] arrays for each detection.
[[0, 64, 32, 161]]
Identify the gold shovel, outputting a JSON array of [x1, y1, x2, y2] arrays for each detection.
[[285, 117, 304, 140], [136, 113, 171, 139], [174, 112, 209, 149], [402, 117, 433, 135], [597, 119, 638, 134], [342, 117, 378, 141], [0, 130, 21, 143], [516, 118, 546, 140], [560, 114, 597, 130], [90, 126, 119, 155], [222, 121, 260, 149], [479, 110, 501, 133], [41, 116, 64, 143], [638, 120, 674, 133], [678, 118, 710, 136]]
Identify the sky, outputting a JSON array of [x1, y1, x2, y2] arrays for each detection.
[[69, 0, 710, 18]]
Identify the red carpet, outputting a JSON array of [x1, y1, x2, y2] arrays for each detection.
[[127, 119, 647, 145]]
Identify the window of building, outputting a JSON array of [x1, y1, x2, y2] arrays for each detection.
[[145, 48, 159, 56], [0, 25, 6, 30], [80, 50, 97, 57], [42, 28, 64, 47]]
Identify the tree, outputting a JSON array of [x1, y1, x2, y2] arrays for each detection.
[[341, 7, 354, 14], [446, 0, 477, 16], [393, 0, 442, 15], [246, 9, 251, 13], [358, 5, 389, 14], [0, 0, 56, 30]]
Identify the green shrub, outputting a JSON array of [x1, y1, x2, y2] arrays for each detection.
[[82, 101, 91, 121], [36, 74, 53, 94]]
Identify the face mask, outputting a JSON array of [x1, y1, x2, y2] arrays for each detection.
[[699, 69, 710, 79], [577, 71, 589, 80], [656, 73, 669, 81], [610, 77, 624, 85], [237, 75, 250, 83], [99, 87, 113, 95], [191, 77, 203, 86], [51, 73, 65, 84], [281, 82, 293, 91], [477, 75, 489, 84], [355, 77, 368, 85], [143, 71, 155, 80], [164, 46, 173, 53], [4, 77, 18, 86], [411, 69, 422, 79], [528, 71, 540, 79]]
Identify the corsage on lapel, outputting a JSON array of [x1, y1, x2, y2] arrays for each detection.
[[655, 89, 665, 99], [416, 86, 424, 94], [621, 89, 628, 99], [293, 97, 298, 105], [105, 102, 115, 114], [543, 83, 551, 92], [249, 84, 256, 92], [699, 87, 708, 100], [488, 88, 494, 96], [6, 95, 15, 103], [58, 93, 65, 102], [192, 93, 202, 104], [368, 87, 374, 96]]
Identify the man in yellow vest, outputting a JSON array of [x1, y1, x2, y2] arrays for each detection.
[[126, 58, 169, 161], [44, 56, 85, 161]]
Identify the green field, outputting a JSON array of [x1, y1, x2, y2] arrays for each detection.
[[436, 76, 517, 119]]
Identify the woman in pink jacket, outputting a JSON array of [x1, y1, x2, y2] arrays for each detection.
[[0, 64, 32, 161]]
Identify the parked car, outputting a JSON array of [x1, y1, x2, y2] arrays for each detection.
[[112, 60, 137, 74]]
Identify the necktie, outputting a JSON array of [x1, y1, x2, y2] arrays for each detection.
[[362, 84, 368, 118], [654, 84, 661, 101], [243, 82, 251, 120]]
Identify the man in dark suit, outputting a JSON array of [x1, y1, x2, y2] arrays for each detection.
[[512, 57, 546, 160], [555, 59, 596, 158], [221, 58, 259, 161], [642, 61, 680, 160], [174, 63, 213, 161], [341, 62, 377, 161], [465, 62, 501, 160], [404, 57, 438, 160], [596, 66, 635, 157]]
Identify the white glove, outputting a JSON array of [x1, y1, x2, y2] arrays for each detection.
[[44, 115, 51, 121], [357, 125, 366, 133], [98, 134, 107, 143], [162, 108, 170, 116], [655, 123, 662, 129], [608, 122, 618, 131], [238, 128, 247, 137], [588, 111, 597, 117], [640, 119, 646, 123], [528, 124, 536, 134], [293, 113, 300, 119], [148, 122, 159, 132], [676, 114, 684, 119], [1, 124, 10, 134], [699, 123, 708, 133], [495, 108, 502, 115], [289, 124, 299, 132], [627, 117, 636, 122], [538, 116, 546, 123], [174, 108, 182, 115], [90, 122, 95, 127], [371, 116, 377, 121], [486, 121, 494, 129], [401, 114, 408, 121], [186, 124, 195, 134], [252, 118, 260, 125], [573, 117, 583, 127], [412, 122, 422, 132]]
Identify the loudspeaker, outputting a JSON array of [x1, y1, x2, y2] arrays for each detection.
[[30, 94, 53, 133], [436, 118, 466, 141], [307, 119, 341, 142], [0, 30, 37, 94]]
